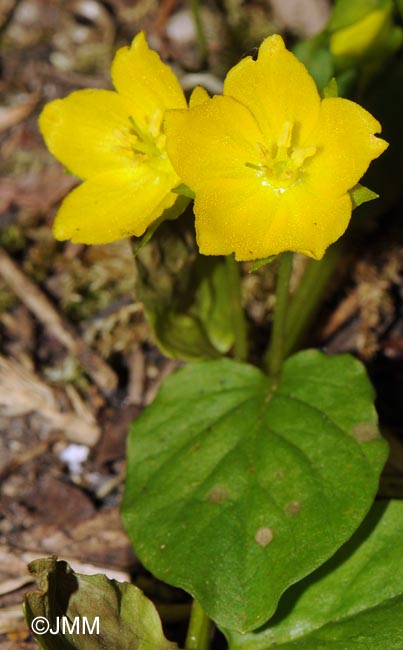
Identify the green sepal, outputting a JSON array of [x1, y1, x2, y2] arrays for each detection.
[[248, 256, 277, 273], [349, 183, 379, 209], [131, 195, 191, 258], [23, 557, 177, 650], [321, 77, 339, 98], [172, 183, 196, 199]]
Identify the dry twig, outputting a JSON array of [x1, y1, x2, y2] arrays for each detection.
[[0, 247, 118, 395], [0, 94, 38, 133]]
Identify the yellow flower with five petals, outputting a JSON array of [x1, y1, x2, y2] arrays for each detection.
[[165, 35, 388, 261], [39, 32, 186, 244]]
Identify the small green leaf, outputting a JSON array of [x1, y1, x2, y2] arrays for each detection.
[[172, 183, 196, 199], [249, 256, 277, 272], [24, 558, 177, 650], [321, 77, 339, 98], [226, 500, 403, 649], [349, 183, 379, 209], [122, 350, 387, 632]]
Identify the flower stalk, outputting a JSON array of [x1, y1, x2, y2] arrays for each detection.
[[185, 600, 212, 650], [264, 252, 294, 379], [284, 243, 341, 356], [225, 254, 248, 361]]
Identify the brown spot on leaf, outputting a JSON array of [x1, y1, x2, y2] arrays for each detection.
[[285, 500, 301, 516], [255, 527, 274, 547], [275, 469, 285, 479], [207, 485, 229, 504], [352, 423, 379, 442]]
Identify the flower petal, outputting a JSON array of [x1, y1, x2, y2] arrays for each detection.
[[274, 183, 353, 259], [53, 167, 177, 244], [39, 90, 134, 179], [111, 31, 186, 127], [189, 86, 210, 107], [165, 95, 262, 188], [306, 97, 388, 196], [224, 35, 321, 145], [193, 178, 352, 261]]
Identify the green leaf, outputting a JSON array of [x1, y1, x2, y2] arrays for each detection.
[[134, 214, 237, 360], [349, 183, 379, 209], [122, 350, 387, 633], [226, 500, 403, 649], [23, 557, 177, 650]]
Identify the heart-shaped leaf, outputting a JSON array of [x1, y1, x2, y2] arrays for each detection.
[[122, 350, 387, 632], [226, 500, 403, 649]]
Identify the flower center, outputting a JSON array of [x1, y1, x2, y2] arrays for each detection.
[[246, 122, 316, 191], [114, 109, 170, 173], [128, 111, 166, 161]]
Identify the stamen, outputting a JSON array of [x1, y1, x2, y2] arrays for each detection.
[[277, 121, 293, 149], [291, 146, 316, 167], [128, 114, 164, 160], [246, 122, 316, 190], [245, 162, 264, 172], [129, 116, 150, 142], [148, 109, 163, 136], [257, 142, 270, 157]]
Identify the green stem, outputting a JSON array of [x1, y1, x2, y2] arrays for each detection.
[[185, 600, 212, 650], [187, 0, 208, 66], [284, 243, 341, 357], [264, 252, 294, 378], [226, 255, 248, 361]]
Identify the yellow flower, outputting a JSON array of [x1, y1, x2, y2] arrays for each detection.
[[165, 35, 388, 261], [330, 7, 392, 59], [39, 32, 186, 244]]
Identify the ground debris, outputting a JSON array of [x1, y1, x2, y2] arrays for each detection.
[[0, 247, 118, 395], [0, 354, 100, 451], [320, 243, 403, 360]]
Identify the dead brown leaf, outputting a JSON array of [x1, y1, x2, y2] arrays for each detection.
[[0, 95, 38, 134], [0, 354, 100, 446]]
